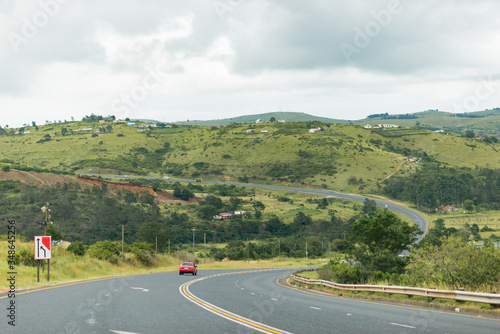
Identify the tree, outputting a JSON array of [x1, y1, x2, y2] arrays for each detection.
[[407, 236, 500, 291], [350, 211, 421, 275], [269, 117, 276, 123], [203, 195, 223, 209], [352, 211, 421, 255], [198, 205, 218, 220], [139, 191, 155, 205], [253, 201, 265, 211], [229, 196, 242, 210], [61, 127, 68, 136], [463, 199, 475, 212], [464, 130, 475, 138], [46, 225, 64, 240], [361, 198, 377, 215]]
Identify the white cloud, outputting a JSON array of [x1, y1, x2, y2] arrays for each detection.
[[1, 0, 500, 128]]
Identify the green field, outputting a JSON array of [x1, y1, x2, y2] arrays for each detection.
[[432, 211, 500, 239], [2, 120, 499, 194]]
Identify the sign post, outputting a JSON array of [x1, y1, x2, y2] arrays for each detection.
[[34, 236, 51, 281]]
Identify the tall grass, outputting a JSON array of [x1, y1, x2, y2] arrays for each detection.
[[1, 239, 327, 289]]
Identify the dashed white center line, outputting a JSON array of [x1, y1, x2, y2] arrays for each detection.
[[390, 323, 416, 329], [271, 298, 278, 301], [309, 306, 321, 310]]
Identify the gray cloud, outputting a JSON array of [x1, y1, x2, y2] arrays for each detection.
[[1, 0, 499, 127]]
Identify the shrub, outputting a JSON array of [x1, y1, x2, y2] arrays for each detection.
[[67, 242, 86, 256], [8, 249, 37, 267], [87, 241, 122, 264]]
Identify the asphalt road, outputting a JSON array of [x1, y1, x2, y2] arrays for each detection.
[[2, 269, 499, 333], [77, 173, 428, 238]]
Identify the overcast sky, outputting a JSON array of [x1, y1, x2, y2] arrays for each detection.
[[1, 0, 499, 128]]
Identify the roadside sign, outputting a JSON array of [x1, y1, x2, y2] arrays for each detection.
[[34, 236, 52, 260]]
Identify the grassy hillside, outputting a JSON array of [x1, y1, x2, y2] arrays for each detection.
[[355, 109, 500, 137], [1, 120, 500, 193], [172, 111, 349, 126], [156, 109, 500, 137]]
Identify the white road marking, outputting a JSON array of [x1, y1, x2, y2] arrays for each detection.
[[309, 306, 321, 310], [130, 287, 149, 292], [251, 292, 256, 295], [109, 330, 142, 334], [271, 298, 279, 301], [390, 323, 416, 329]]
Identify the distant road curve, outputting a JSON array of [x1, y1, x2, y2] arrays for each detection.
[[77, 173, 427, 238]]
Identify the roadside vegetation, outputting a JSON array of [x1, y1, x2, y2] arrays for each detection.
[[1, 115, 500, 295], [0, 237, 328, 289]]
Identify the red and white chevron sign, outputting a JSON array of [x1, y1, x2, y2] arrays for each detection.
[[34, 236, 52, 260]]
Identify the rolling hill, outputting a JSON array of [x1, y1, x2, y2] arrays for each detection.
[[1, 119, 499, 194], [139, 109, 500, 138]]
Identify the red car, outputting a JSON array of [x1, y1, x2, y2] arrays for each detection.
[[179, 262, 197, 275]]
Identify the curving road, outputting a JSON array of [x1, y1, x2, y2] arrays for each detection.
[[2, 269, 499, 333], [77, 173, 428, 238]]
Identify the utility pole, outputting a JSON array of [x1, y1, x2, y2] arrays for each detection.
[[191, 228, 196, 252], [247, 238, 249, 263], [278, 238, 281, 261], [121, 225, 124, 266], [155, 236, 158, 253], [40, 202, 53, 275], [306, 241, 308, 259]]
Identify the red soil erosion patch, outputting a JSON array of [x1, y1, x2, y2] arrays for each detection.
[[77, 177, 157, 196], [77, 177, 203, 204], [0, 170, 78, 187]]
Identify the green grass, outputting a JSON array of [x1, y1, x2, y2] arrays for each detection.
[[356, 109, 500, 137], [1, 120, 499, 194], [0, 239, 327, 289], [289, 277, 500, 316], [432, 211, 500, 239]]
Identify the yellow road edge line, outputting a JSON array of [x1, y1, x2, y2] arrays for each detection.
[[181, 269, 289, 334]]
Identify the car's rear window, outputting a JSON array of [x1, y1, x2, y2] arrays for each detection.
[[181, 262, 193, 266]]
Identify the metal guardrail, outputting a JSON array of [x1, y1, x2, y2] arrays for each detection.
[[290, 272, 500, 305]]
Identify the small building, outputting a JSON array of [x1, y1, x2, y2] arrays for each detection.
[[261, 129, 269, 133], [220, 213, 232, 219], [308, 127, 322, 133], [246, 129, 254, 133], [364, 124, 372, 129], [256, 119, 263, 124], [278, 119, 286, 123], [234, 211, 246, 216], [436, 206, 458, 212], [73, 128, 93, 132]]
